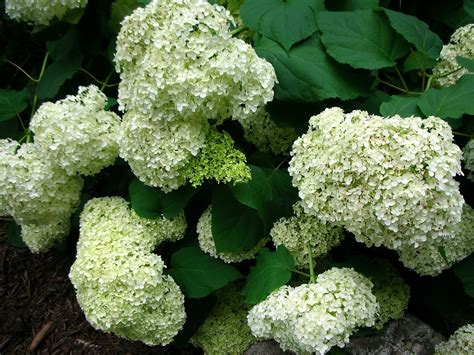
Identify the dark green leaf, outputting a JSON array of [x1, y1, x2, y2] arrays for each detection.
[[160, 185, 196, 219], [457, 56, 474, 73], [242, 246, 295, 304], [6, 220, 27, 248], [403, 51, 436, 72], [212, 185, 264, 253], [47, 29, 80, 61], [465, 0, 474, 17], [317, 10, 410, 70], [241, 0, 325, 51], [454, 253, 474, 298], [0, 119, 19, 139], [36, 56, 82, 99], [326, 0, 379, 11], [169, 246, 242, 298], [417, 75, 474, 119], [0, 89, 30, 122], [384, 9, 442, 59], [105, 97, 118, 110], [255, 34, 371, 102], [380, 95, 422, 117], [62, 7, 86, 24]]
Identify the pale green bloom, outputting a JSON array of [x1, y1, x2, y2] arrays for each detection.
[[21, 218, 71, 253], [435, 324, 474, 355]]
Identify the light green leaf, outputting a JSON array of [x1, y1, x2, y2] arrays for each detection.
[[403, 51, 436, 72], [384, 9, 442, 59], [242, 246, 295, 304], [212, 185, 264, 253], [457, 56, 474, 73], [417, 75, 474, 119], [317, 10, 410, 70], [169, 246, 242, 298], [255, 34, 371, 102], [0, 89, 30, 121], [453, 253, 474, 298], [241, 0, 325, 51], [380, 95, 422, 117]]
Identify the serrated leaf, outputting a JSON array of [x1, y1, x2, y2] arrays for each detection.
[[417, 75, 474, 119], [212, 184, 264, 253], [380, 95, 422, 117], [403, 51, 436, 72], [241, 0, 325, 51], [453, 253, 474, 298], [168, 246, 242, 298], [6, 220, 27, 248], [242, 246, 295, 304], [0, 89, 30, 121], [457, 56, 474, 73], [255, 34, 371, 102], [326, 0, 379, 11], [317, 10, 410, 70], [384, 9, 442, 59]]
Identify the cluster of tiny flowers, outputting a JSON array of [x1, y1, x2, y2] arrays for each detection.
[[247, 268, 379, 354], [463, 139, 474, 182], [5, 0, 88, 25], [0, 141, 83, 252], [69, 197, 187, 345], [240, 108, 298, 156], [433, 24, 474, 87], [30, 85, 121, 176], [191, 284, 257, 354], [435, 324, 474, 355], [397, 204, 474, 276], [270, 201, 344, 269], [197, 205, 266, 263], [289, 107, 464, 251], [183, 129, 251, 187]]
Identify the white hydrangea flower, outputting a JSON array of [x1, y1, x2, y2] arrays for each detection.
[[114, 0, 276, 123], [5, 0, 88, 25], [239, 108, 298, 156], [191, 284, 257, 354], [270, 201, 344, 269], [433, 24, 474, 87], [289, 107, 464, 250], [118, 111, 209, 191], [435, 324, 474, 355], [197, 205, 266, 263], [0, 139, 19, 216], [0, 141, 83, 225], [398, 204, 474, 276], [69, 197, 187, 345], [30, 85, 121, 176], [247, 268, 379, 355], [21, 218, 70, 253], [463, 139, 474, 182]]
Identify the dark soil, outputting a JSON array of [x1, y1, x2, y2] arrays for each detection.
[[0, 224, 196, 354]]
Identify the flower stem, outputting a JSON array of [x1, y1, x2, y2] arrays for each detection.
[[230, 25, 247, 37], [4, 60, 38, 82], [292, 269, 311, 278]]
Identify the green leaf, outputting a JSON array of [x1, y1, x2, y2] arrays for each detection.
[[36, 56, 82, 99], [0, 89, 30, 122], [212, 184, 264, 253], [6, 220, 27, 248], [384, 9, 443, 59], [105, 97, 118, 110], [47, 29, 80, 61], [453, 253, 474, 298], [242, 246, 295, 304], [403, 51, 436, 72], [417, 75, 474, 119], [255, 34, 371, 102], [380, 95, 422, 117], [0, 119, 19, 139], [240, 0, 325, 51], [128, 178, 195, 219], [326, 0, 379, 11], [168, 246, 242, 298], [317, 10, 410, 70], [457, 56, 474, 73], [465, 0, 474, 17], [62, 7, 86, 24]]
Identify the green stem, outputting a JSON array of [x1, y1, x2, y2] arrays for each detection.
[[433, 66, 463, 80], [307, 246, 315, 283], [80, 68, 118, 89], [425, 75, 434, 92], [292, 269, 311, 278], [30, 95, 38, 117], [4, 60, 38, 82], [230, 25, 247, 37], [453, 131, 474, 138], [410, 49, 428, 77], [394, 65, 409, 92], [16, 113, 26, 131], [100, 70, 113, 91], [376, 76, 423, 95], [37, 52, 49, 81]]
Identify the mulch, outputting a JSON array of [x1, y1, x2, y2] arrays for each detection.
[[0, 223, 197, 354]]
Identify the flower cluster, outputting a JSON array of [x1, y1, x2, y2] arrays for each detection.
[[191, 284, 256, 354], [69, 197, 187, 345], [463, 139, 474, 182], [114, 0, 276, 190], [5, 0, 88, 25], [31, 85, 121, 176], [433, 24, 474, 87], [247, 268, 379, 354], [397, 204, 474, 276], [240, 108, 298, 156], [0, 141, 83, 252], [270, 201, 344, 269], [435, 324, 474, 355], [289, 107, 464, 251], [197, 205, 266, 263]]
